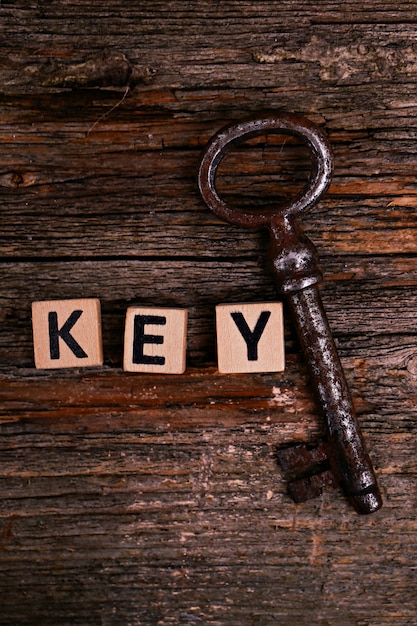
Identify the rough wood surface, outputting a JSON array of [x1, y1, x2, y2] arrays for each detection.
[[1, 2, 417, 625]]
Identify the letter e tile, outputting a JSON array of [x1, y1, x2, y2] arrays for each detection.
[[124, 307, 188, 374]]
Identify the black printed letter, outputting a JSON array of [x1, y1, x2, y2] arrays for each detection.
[[231, 311, 271, 361], [48, 310, 88, 360], [132, 315, 166, 365]]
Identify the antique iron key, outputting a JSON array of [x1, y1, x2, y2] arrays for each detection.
[[198, 113, 382, 514]]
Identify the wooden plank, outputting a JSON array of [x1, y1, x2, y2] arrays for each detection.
[[1, 113, 417, 258], [0, 257, 416, 367], [0, 365, 416, 625]]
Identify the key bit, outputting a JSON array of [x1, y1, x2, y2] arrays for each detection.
[[277, 441, 338, 503], [198, 112, 382, 515]]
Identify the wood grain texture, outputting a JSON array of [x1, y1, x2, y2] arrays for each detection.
[[1, 2, 417, 625]]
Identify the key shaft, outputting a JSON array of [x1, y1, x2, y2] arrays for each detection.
[[288, 285, 381, 513], [268, 213, 382, 514]]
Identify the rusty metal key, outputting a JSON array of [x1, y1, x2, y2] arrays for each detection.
[[198, 112, 382, 514]]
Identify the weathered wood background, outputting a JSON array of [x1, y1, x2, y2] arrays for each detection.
[[1, 2, 417, 625]]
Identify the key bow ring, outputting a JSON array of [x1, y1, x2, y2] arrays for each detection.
[[198, 112, 382, 515], [197, 112, 333, 227]]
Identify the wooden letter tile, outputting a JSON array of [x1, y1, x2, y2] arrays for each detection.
[[32, 298, 103, 369], [124, 307, 188, 374], [216, 302, 285, 373]]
